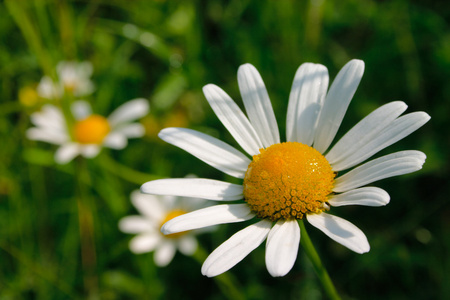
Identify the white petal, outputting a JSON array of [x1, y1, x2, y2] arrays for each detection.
[[333, 150, 426, 193], [286, 63, 329, 145], [329, 110, 430, 171], [307, 213, 370, 254], [131, 191, 167, 222], [118, 216, 155, 233], [71, 100, 92, 120], [54, 143, 80, 164], [141, 178, 243, 201], [26, 127, 67, 145], [154, 241, 176, 267], [103, 132, 128, 149], [159, 127, 250, 178], [314, 59, 365, 153], [30, 104, 66, 130], [178, 236, 198, 255], [80, 145, 101, 158], [328, 187, 390, 207], [238, 64, 280, 147], [161, 204, 254, 235], [129, 233, 161, 254], [114, 123, 146, 138], [108, 98, 149, 127], [265, 219, 300, 277], [326, 101, 408, 170], [201, 220, 272, 277], [37, 76, 62, 99], [203, 84, 263, 155]]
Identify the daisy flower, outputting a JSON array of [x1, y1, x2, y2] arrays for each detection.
[[27, 98, 149, 164], [37, 61, 95, 99], [141, 59, 430, 277], [119, 190, 207, 267]]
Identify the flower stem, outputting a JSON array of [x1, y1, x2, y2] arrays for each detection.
[[299, 220, 341, 300]]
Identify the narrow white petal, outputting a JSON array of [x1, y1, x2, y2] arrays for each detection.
[[326, 101, 408, 169], [131, 191, 166, 222], [238, 64, 280, 147], [328, 187, 390, 207], [55, 143, 80, 164], [159, 127, 250, 178], [178, 236, 198, 255], [201, 220, 272, 277], [307, 213, 370, 254], [203, 84, 263, 155], [108, 98, 149, 127], [80, 145, 101, 158], [71, 100, 92, 120], [286, 63, 329, 145], [265, 219, 300, 277], [141, 178, 243, 201], [118, 216, 154, 233], [26, 128, 67, 145], [329, 110, 430, 171], [103, 132, 128, 149], [114, 123, 145, 138], [314, 59, 365, 153], [161, 204, 254, 235], [333, 150, 426, 193], [154, 241, 177, 267], [129, 233, 161, 254]]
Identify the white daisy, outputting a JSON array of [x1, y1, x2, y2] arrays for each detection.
[[27, 98, 149, 164], [37, 61, 95, 99], [119, 190, 206, 267], [141, 60, 430, 277]]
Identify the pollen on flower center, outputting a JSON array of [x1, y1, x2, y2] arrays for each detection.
[[161, 209, 188, 238], [243, 142, 335, 221], [74, 115, 110, 144]]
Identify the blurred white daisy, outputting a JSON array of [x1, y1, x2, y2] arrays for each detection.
[[141, 59, 430, 277], [119, 190, 207, 267], [37, 61, 95, 99], [27, 98, 149, 164]]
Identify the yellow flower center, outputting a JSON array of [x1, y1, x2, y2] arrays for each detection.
[[161, 209, 188, 239], [74, 115, 110, 144], [243, 142, 335, 221]]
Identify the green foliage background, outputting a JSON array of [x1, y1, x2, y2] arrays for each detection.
[[0, 0, 448, 299]]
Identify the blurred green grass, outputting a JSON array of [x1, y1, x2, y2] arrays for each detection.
[[0, 0, 449, 299]]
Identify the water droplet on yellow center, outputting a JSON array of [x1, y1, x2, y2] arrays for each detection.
[[74, 115, 110, 144], [161, 209, 188, 238], [243, 142, 335, 221]]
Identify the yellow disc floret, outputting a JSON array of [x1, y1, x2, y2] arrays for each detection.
[[74, 115, 110, 144], [243, 142, 335, 221], [161, 209, 188, 239]]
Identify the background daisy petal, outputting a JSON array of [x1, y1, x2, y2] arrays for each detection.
[[161, 204, 254, 235], [201, 220, 272, 277], [108, 98, 149, 127], [71, 100, 92, 120], [333, 150, 426, 192], [307, 213, 370, 254], [328, 187, 390, 207], [265, 219, 300, 277], [313, 59, 365, 153], [158, 127, 251, 178], [238, 63, 280, 147], [154, 241, 176, 267], [131, 191, 167, 222], [129, 233, 161, 254], [203, 84, 263, 155], [27, 127, 67, 145], [80, 145, 101, 158], [178, 236, 198, 255], [114, 123, 146, 138], [118, 216, 154, 233], [55, 143, 80, 164], [103, 132, 128, 149], [286, 63, 329, 145], [141, 178, 243, 201]]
